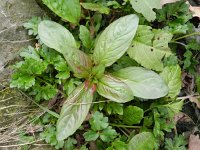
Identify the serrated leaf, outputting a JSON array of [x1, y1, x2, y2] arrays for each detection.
[[100, 126, 118, 142], [168, 100, 183, 114], [23, 17, 42, 37], [38, 20, 76, 53], [93, 14, 139, 67], [113, 67, 168, 99], [56, 82, 93, 141], [42, 0, 81, 24], [20, 46, 41, 60], [107, 140, 127, 150], [79, 25, 94, 49], [18, 58, 47, 75], [33, 84, 58, 101], [56, 71, 70, 80], [83, 130, 99, 141], [97, 74, 134, 103], [165, 135, 187, 150], [10, 73, 35, 90], [81, 3, 110, 14], [128, 132, 155, 150], [90, 111, 109, 131], [127, 25, 173, 71], [160, 65, 182, 98], [123, 106, 144, 125], [106, 102, 123, 115], [64, 138, 77, 150], [129, 0, 161, 21]]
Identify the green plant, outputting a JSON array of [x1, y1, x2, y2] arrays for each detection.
[[83, 111, 118, 142], [37, 14, 171, 141], [10, 0, 198, 149], [164, 135, 187, 150]]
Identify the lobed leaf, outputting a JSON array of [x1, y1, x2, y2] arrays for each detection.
[[129, 0, 161, 21], [127, 25, 173, 71], [160, 65, 182, 98], [113, 67, 168, 99], [42, 0, 81, 24], [97, 74, 133, 103], [93, 14, 139, 67], [128, 132, 155, 150], [56, 82, 93, 141]]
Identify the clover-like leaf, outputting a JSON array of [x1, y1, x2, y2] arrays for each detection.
[[93, 14, 139, 67], [56, 82, 93, 141], [42, 0, 81, 24], [127, 25, 173, 71], [128, 132, 155, 150], [113, 67, 168, 99], [97, 74, 133, 103]]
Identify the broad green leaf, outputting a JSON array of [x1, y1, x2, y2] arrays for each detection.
[[63, 47, 92, 78], [56, 82, 93, 141], [129, 0, 161, 21], [123, 106, 144, 125], [160, 65, 182, 98], [93, 14, 139, 67], [38, 21, 92, 78], [168, 100, 183, 114], [38, 20, 76, 53], [113, 67, 168, 99], [81, 3, 110, 14], [79, 25, 94, 49], [97, 74, 133, 103], [127, 25, 173, 71], [42, 0, 81, 24], [128, 132, 155, 150]]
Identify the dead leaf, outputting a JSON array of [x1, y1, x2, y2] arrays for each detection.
[[189, 96, 200, 109], [160, 0, 179, 6], [189, 134, 200, 150], [173, 112, 192, 123], [189, 5, 200, 18]]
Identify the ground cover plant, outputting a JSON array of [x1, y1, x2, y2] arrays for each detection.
[[8, 0, 200, 149]]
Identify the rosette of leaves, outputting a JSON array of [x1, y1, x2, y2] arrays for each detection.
[[38, 14, 169, 141]]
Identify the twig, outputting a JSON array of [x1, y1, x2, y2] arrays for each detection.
[[110, 123, 141, 129], [174, 32, 200, 41], [0, 139, 43, 148]]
